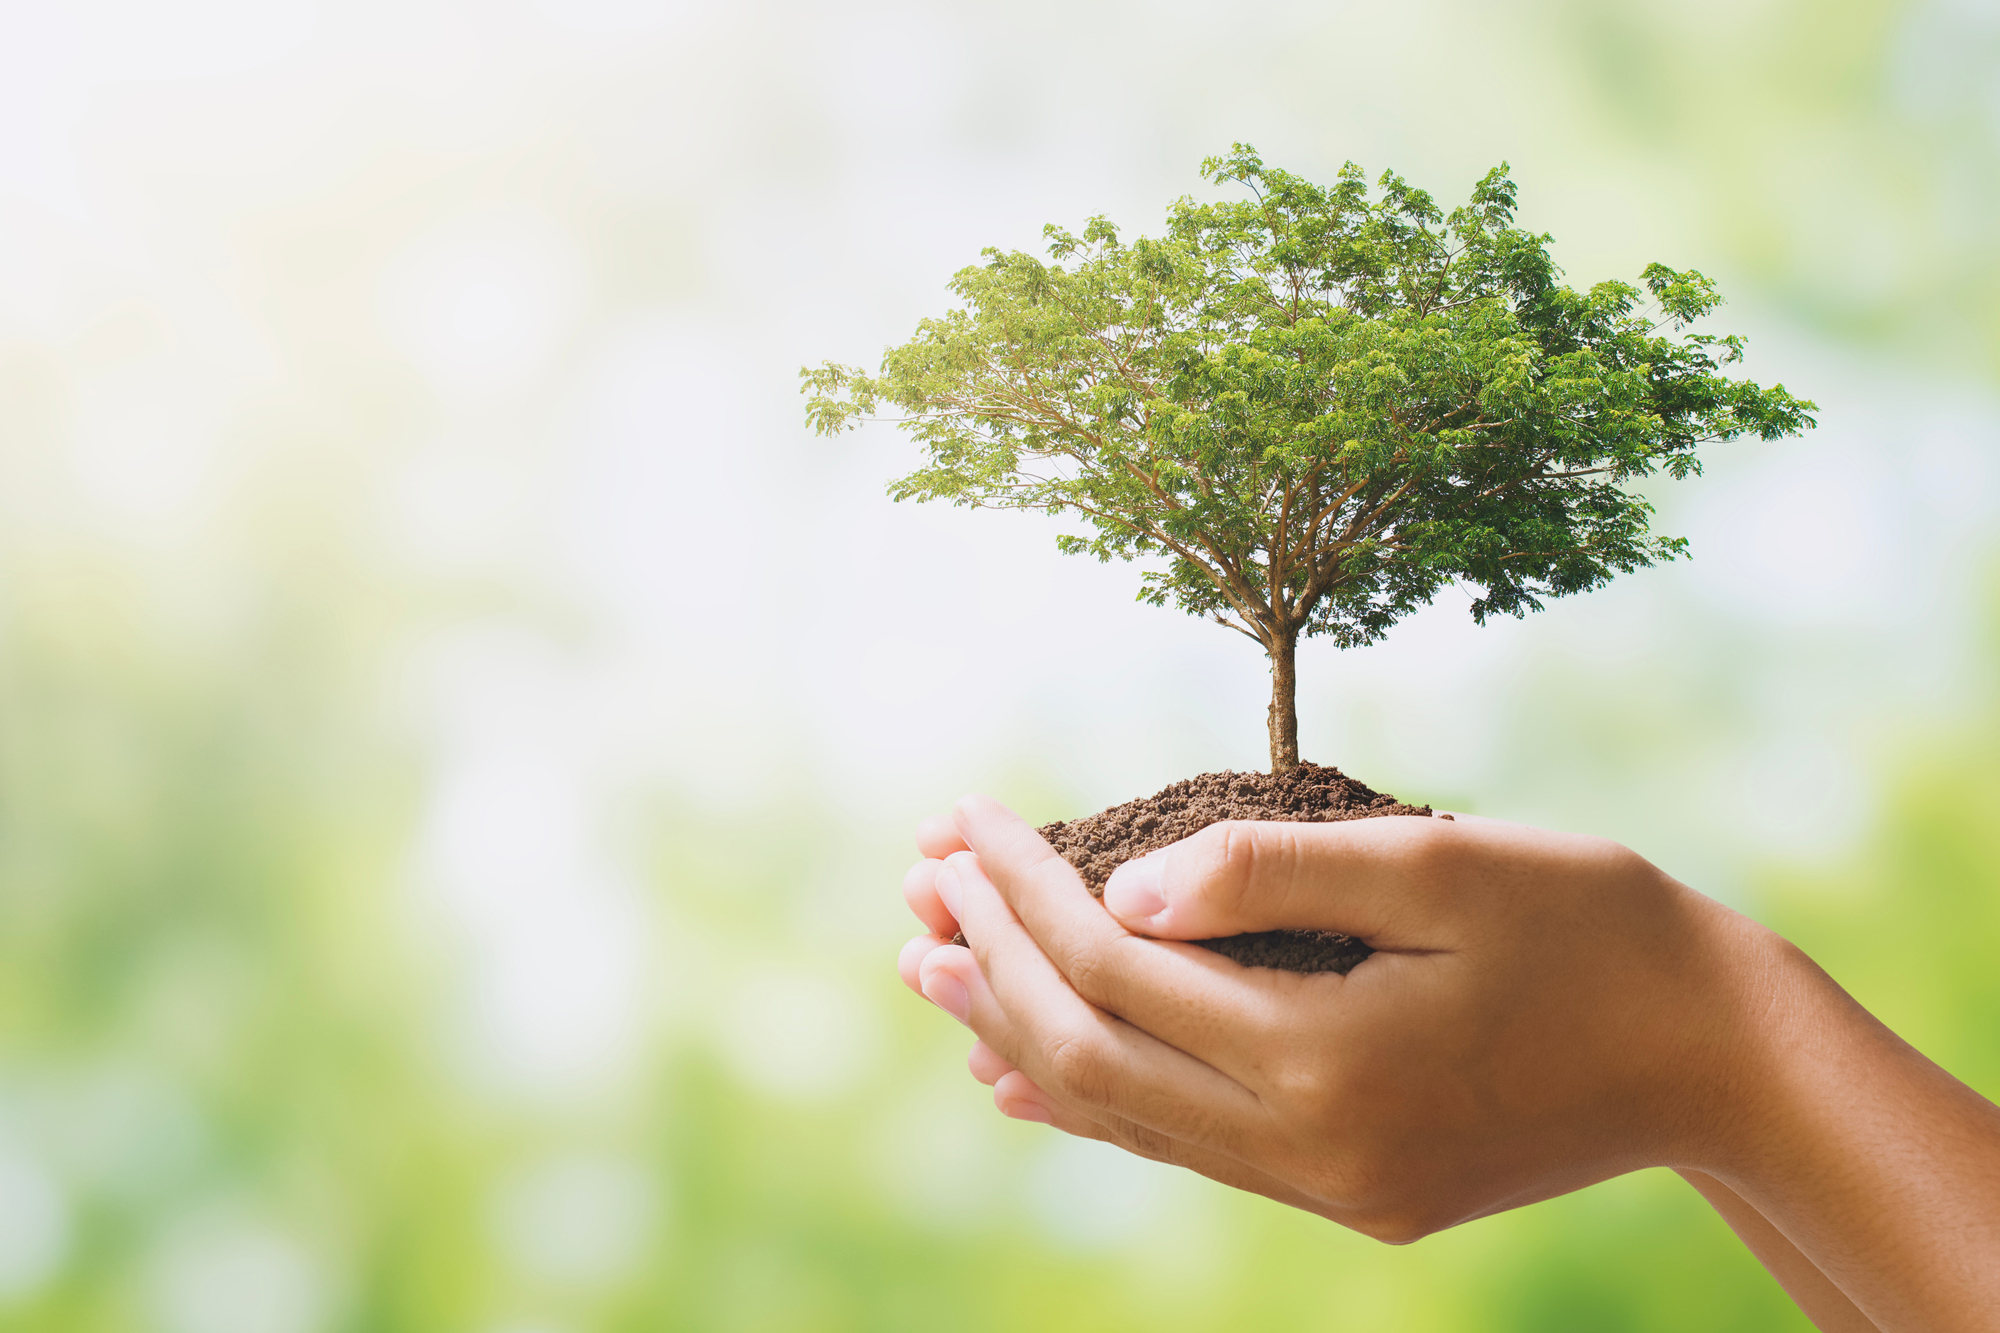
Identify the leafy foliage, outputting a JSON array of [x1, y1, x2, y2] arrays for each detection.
[[805, 146, 1816, 657]]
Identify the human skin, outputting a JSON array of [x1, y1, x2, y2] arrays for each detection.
[[896, 797, 2000, 1332]]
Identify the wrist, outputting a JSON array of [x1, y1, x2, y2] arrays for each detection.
[[1640, 897, 1843, 1179], [1674, 908, 1846, 1179]]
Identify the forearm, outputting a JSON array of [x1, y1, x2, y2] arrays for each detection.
[[1677, 1169, 1877, 1332], [1699, 934, 2000, 1331]]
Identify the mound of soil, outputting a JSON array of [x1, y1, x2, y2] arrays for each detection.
[[962, 762, 1442, 975]]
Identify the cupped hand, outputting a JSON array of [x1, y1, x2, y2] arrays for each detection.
[[899, 795, 1781, 1242]]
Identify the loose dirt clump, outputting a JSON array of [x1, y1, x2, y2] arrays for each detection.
[[1016, 763, 1441, 974]]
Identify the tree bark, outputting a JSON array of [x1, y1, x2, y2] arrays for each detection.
[[1266, 630, 1300, 774]]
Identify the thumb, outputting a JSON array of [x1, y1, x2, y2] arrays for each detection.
[[1102, 816, 1446, 943]]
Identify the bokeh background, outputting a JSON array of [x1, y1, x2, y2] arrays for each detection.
[[1, 0, 1996, 1328]]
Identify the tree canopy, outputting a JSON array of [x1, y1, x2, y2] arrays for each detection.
[[804, 145, 1816, 771]]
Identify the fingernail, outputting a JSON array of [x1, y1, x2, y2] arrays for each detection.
[[934, 865, 964, 921], [1000, 1098, 1053, 1124], [921, 970, 971, 1025], [1104, 856, 1167, 921], [898, 934, 936, 971]]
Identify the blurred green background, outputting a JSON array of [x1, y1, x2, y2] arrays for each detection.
[[1, 0, 1996, 1328]]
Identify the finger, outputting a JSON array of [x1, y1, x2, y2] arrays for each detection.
[[949, 796, 1298, 1074], [1100, 815, 1455, 944], [899, 933, 948, 997], [991, 1069, 1126, 1140], [984, 1073, 1336, 1217], [918, 943, 977, 1024], [925, 853, 1262, 1156], [902, 858, 959, 938], [967, 1021, 1337, 1215], [952, 984, 1207, 1156], [984, 1069, 1161, 1149], [915, 814, 970, 861], [968, 1039, 1013, 1086], [991, 1069, 1056, 1124]]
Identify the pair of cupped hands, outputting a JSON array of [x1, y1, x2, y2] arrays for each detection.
[[892, 795, 2000, 1333], [895, 796, 1756, 1240]]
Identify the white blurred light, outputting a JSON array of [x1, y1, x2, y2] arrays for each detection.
[[52, 0, 311, 78], [1685, 447, 1905, 626], [548, 318, 797, 800], [0, 0, 310, 219], [1729, 733, 1873, 862], [555, 317, 784, 629], [816, 5, 968, 150], [412, 627, 656, 1098], [147, 1214, 328, 1333], [1937, 0, 2000, 27], [1317, 592, 1519, 790], [1910, 413, 1997, 524], [0, 1146, 69, 1299], [489, 1153, 657, 1286], [458, 878, 652, 1094], [869, 1079, 1007, 1228], [425, 750, 652, 1093], [379, 209, 585, 399], [716, 969, 879, 1100], [1023, 1135, 1166, 1251], [67, 358, 224, 529], [389, 435, 532, 574], [527, 0, 697, 33]]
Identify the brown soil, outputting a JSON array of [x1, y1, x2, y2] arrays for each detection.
[[961, 762, 1443, 975]]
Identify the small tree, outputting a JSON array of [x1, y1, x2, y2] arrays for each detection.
[[804, 146, 1815, 774]]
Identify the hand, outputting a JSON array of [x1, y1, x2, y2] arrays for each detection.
[[901, 797, 1767, 1241], [896, 796, 2000, 1330]]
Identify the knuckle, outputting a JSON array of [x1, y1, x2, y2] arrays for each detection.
[[1388, 821, 1465, 899], [1250, 1032, 1333, 1103], [1214, 821, 1278, 914], [1398, 817, 1460, 871], [1066, 932, 1146, 1007], [1061, 945, 1110, 1004], [1266, 1055, 1335, 1106], [1043, 1028, 1109, 1103]]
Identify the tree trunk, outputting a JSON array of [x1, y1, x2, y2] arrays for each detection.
[[1266, 630, 1300, 775]]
